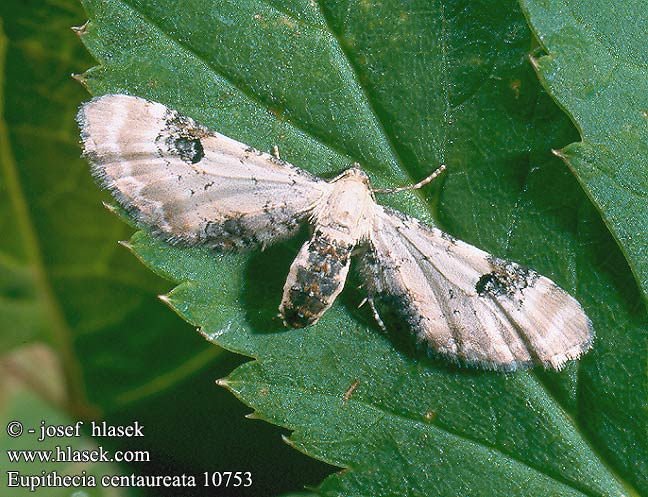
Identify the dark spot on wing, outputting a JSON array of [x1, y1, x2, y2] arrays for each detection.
[[476, 258, 539, 298], [201, 211, 302, 252], [440, 230, 458, 244], [221, 218, 259, 247], [244, 145, 262, 156], [174, 136, 204, 164], [156, 108, 210, 164], [476, 272, 508, 297]]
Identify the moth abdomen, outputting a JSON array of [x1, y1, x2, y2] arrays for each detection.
[[280, 232, 353, 328]]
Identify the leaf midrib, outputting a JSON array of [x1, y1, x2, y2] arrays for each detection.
[[312, 0, 412, 180]]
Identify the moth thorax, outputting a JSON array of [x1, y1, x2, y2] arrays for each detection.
[[315, 175, 376, 241]]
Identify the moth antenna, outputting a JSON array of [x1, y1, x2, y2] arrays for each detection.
[[373, 164, 446, 194], [357, 297, 368, 308]]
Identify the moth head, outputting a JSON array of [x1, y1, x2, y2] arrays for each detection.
[[332, 163, 372, 188]]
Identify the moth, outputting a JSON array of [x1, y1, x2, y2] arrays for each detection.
[[78, 94, 593, 371]]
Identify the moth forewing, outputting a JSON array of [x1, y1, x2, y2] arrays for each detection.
[[78, 94, 330, 250]]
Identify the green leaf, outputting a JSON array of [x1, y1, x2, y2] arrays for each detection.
[[518, 0, 648, 308], [77, 0, 647, 495], [518, 1, 648, 492]]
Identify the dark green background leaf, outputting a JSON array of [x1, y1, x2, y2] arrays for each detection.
[[75, 0, 647, 495], [518, 0, 648, 492]]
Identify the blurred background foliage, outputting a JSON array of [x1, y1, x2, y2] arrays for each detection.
[[0, 1, 332, 495]]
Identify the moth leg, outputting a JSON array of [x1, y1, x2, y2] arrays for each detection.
[[368, 297, 387, 333], [357, 295, 387, 332], [272, 145, 281, 160]]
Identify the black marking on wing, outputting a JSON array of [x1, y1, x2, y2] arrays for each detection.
[[477, 257, 539, 300], [173, 136, 205, 164], [158, 108, 211, 164], [201, 211, 301, 251]]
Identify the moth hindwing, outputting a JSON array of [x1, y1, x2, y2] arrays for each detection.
[[78, 94, 594, 371]]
